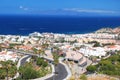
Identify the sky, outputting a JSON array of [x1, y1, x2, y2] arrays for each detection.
[[0, 0, 120, 16]]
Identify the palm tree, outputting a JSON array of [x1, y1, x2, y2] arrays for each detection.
[[0, 67, 6, 79], [0, 45, 2, 52], [32, 48, 37, 54], [1, 60, 13, 80], [38, 49, 45, 57], [52, 52, 59, 66]]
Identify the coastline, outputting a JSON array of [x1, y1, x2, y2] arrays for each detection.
[[0, 26, 119, 36], [0, 16, 120, 35]]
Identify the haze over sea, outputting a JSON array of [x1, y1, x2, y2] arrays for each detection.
[[0, 15, 120, 35]]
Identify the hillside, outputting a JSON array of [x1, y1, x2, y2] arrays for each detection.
[[95, 26, 120, 34]]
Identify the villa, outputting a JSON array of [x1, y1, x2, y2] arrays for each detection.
[[65, 50, 82, 62], [79, 47, 106, 57]]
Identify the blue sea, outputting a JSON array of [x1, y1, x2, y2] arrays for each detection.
[[0, 15, 120, 35]]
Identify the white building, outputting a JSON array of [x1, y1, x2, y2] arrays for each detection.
[[79, 47, 106, 57]]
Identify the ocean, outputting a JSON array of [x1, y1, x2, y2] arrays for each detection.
[[0, 15, 120, 35]]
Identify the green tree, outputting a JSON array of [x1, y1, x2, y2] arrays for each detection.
[[38, 49, 45, 57], [33, 48, 45, 57], [0, 45, 2, 52], [42, 43, 49, 49], [86, 65, 97, 73], [52, 52, 59, 66], [36, 58, 48, 67], [93, 42, 101, 47], [0, 68, 6, 79], [19, 63, 39, 79], [93, 53, 120, 76], [0, 60, 17, 80]]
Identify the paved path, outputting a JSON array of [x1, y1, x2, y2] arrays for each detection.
[[9, 49, 54, 62], [19, 55, 31, 66], [46, 63, 68, 80]]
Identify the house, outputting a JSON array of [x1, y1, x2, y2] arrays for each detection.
[[65, 50, 83, 63], [79, 47, 106, 57]]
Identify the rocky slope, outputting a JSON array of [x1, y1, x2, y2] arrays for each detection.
[[113, 26, 120, 34], [95, 26, 120, 34]]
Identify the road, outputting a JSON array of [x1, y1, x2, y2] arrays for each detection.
[[20, 55, 31, 66], [9, 49, 54, 62], [13, 55, 31, 79], [46, 63, 68, 80], [10, 49, 69, 80]]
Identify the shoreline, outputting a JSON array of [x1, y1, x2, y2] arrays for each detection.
[[0, 31, 93, 36], [0, 16, 120, 36], [0, 26, 119, 36]]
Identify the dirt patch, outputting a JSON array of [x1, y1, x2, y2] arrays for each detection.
[[87, 74, 117, 80]]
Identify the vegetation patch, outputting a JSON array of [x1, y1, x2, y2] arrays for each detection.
[[0, 60, 17, 79], [87, 53, 120, 77], [17, 57, 51, 79]]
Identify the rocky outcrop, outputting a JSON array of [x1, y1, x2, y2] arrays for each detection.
[[95, 26, 120, 34], [95, 28, 113, 34], [113, 26, 120, 34]]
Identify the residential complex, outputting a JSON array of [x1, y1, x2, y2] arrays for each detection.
[[0, 30, 120, 80]]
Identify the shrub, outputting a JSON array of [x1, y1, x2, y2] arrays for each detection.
[[86, 65, 97, 73], [36, 58, 48, 67], [80, 74, 87, 80], [19, 63, 39, 79]]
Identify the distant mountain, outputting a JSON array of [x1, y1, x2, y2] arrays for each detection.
[[29, 9, 120, 17]]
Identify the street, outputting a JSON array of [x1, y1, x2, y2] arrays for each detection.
[[20, 55, 31, 66], [46, 63, 68, 80]]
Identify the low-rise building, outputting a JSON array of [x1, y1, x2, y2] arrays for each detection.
[[79, 47, 106, 57]]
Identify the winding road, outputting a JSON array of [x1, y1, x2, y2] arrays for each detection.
[[46, 63, 68, 80], [13, 55, 31, 79], [19, 55, 31, 66], [10, 49, 70, 80]]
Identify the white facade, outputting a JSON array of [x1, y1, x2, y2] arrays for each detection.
[[79, 47, 106, 57]]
